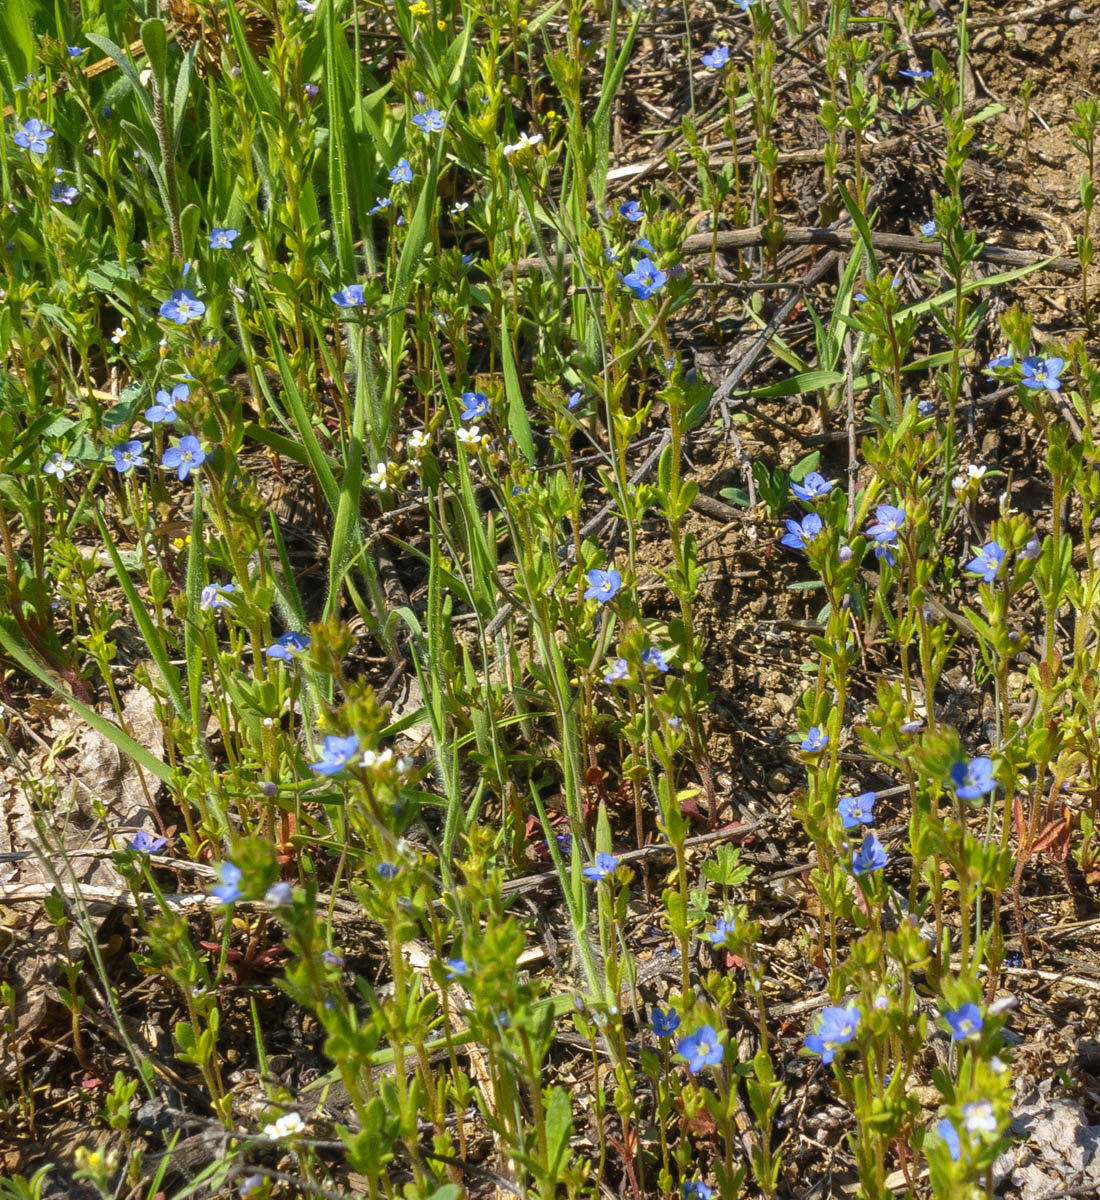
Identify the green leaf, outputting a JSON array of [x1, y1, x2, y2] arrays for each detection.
[[544, 1086, 574, 1177], [0, 0, 33, 82], [139, 18, 168, 94]]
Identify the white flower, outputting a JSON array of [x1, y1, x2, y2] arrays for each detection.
[[361, 747, 394, 771], [369, 462, 391, 490], [456, 425, 481, 446], [110, 325, 127, 345], [968, 464, 986, 482], [263, 1111, 305, 1140], [450, 201, 469, 214], [961, 1100, 996, 1134], [503, 131, 543, 158], [43, 452, 75, 480], [407, 429, 430, 454]]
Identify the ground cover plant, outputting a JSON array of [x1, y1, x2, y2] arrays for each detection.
[[1, 0, 1099, 1197]]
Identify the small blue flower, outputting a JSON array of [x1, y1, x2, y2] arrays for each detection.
[[583, 852, 619, 881], [146, 382, 189, 424], [641, 647, 670, 672], [50, 182, 78, 205], [265, 631, 311, 660], [389, 158, 413, 183], [265, 882, 293, 906], [376, 862, 399, 880], [240, 1173, 266, 1198], [804, 1004, 860, 1064], [332, 283, 365, 308], [622, 257, 667, 300], [369, 197, 391, 215], [13, 118, 53, 154], [651, 1007, 681, 1038], [934, 1117, 962, 1161], [676, 1024, 724, 1073], [444, 957, 467, 978], [67, 46, 87, 57], [944, 1002, 983, 1041], [211, 862, 243, 905], [43, 452, 74, 479], [308, 734, 360, 776], [322, 949, 344, 966], [566, 389, 582, 409], [412, 108, 445, 133], [161, 435, 206, 481], [838, 791, 876, 829], [555, 832, 573, 854], [634, 236, 656, 254], [791, 471, 834, 502], [1021, 355, 1064, 391], [951, 756, 995, 800], [867, 504, 906, 542], [208, 226, 239, 249], [130, 829, 167, 853], [460, 391, 490, 420], [899, 67, 933, 80], [200, 583, 235, 611], [682, 1182, 712, 1200], [918, 399, 937, 416], [604, 657, 629, 682], [966, 542, 1006, 583], [618, 199, 643, 222], [985, 351, 1014, 378], [781, 512, 824, 551], [705, 918, 734, 945], [851, 832, 888, 876], [701, 46, 729, 69], [159, 288, 205, 325], [584, 568, 621, 604], [801, 726, 828, 753], [873, 541, 897, 567], [920, 219, 937, 236], [112, 441, 145, 474]]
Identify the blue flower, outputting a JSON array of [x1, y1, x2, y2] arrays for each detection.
[[308, 734, 360, 776], [682, 1183, 712, 1200], [918, 399, 937, 416], [604, 657, 629, 682], [583, 852, 619, 881], [112, 441, 145, 474], [966, 542, 1006, 583], [641, 647, 670, 672], [1021, 355, 1064, 391], [332, 283, 365, 307], [146, 382, 189, 424], [634, 236, 656, 254], [985, 351, 1014, 377], [804, 1004, 860, 1064], [200, 583, 235, 611], [701, 46, 729, 69], [555, 832, 573, 854], [622, 258, 667, 300], [851, 832, 888, 875], [130, 829, 167, 853], [934, 1117, 962, 1161], [208, 227, 239, 249], [781, 511, 824, 551], [951, 756, 995, 800], [651, 1007, 681, 1038], [240, 1173, 265, 1198], [161, 435, 206, 481], [160, 289, 205, 325], [866, 504, 906, 542], [873, 541, 897, 567], [412, 108, 445, 133], [676, 1024, 724, 1073], [899, 67, 933, 80], [838, 791, 876, 829], [369, 197, 391, 215], [460, 391, 490, 420], [944, 1002, 983, 1041], [801, 726, 827, 753], [920, 219, 937, 236], [266, 882, 293, 906], [445, 957, 467, 978], [13, 118, 53, 154], [67, 46, 87, 57], [791, 471, 834, 502], [584, 568, 621, 603], [211, 862, 243, 905], [566, 389, 582, 409], [389, 158, 413, 183], [618, 199, 643, 222], [376, 862, 399, 880], [265, 631, 311, 660], [705, 918, 734, 945], [321, 949, 344, 966], [50, 182, 78, 205]]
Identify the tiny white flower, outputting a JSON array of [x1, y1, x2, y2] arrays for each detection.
[[451, 201, 469, 214], [456, 425, 481, 446], [503, 131, 543, 158], [408, 429, 430, 454], [961, 1100, 997, 1134], [988, 994, 1017, 1014], [951, 474, 966, 492], [968, 464, 986, 482], [111, 325, 127, 345], [362, 747, 394, 771], [369, 462, 391, 490], [263, 1111, 306, 1140]]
